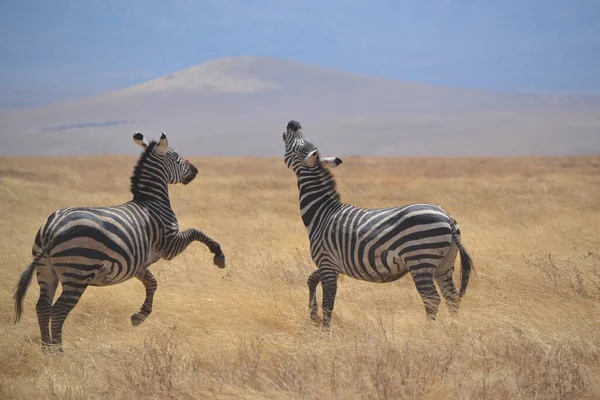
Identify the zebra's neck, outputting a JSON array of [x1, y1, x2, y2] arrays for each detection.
[[297, 165, 342, 230], [130, 145, 171, 205]]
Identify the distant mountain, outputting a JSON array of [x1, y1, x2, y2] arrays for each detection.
[[1, 57, 599, 157]]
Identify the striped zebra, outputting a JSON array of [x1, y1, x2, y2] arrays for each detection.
[[13, 132, 226, 352], [282, 120, 473, 327]]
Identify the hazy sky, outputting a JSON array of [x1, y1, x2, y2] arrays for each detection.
[[1, 0, 598, 109]]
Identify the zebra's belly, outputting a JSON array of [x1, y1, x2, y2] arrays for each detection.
[[89, 250, 159, 286], [51, 252, 145, 287], [88, 264, 137, 286], [373, 248, 409, 282], [342, 249, 409, 283]]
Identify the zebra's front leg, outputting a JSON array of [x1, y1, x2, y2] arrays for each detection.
[[203, 235, 226, 268], [164, 229, 226, 268], [320, 269, 339, 329], [131, 269, 157, 326], [307, 269, 321, 323]]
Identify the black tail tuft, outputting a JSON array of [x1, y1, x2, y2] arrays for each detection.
[[451, 225, 474, 298], [457, 242, 473, 297], [13, 248, 45, 324]]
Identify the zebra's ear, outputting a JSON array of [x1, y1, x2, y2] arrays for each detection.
[[156, 132, 169, 155], [304, 149, 319, 167], [133, 132, 149, 149], [321, 157, 343, 168]]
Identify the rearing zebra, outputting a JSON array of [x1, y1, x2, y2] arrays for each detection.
[[13, 132, 226, 352], [282, 120, 473, 327]]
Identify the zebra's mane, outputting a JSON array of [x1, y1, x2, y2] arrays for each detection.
[[312, 160, 342, 203], [130, 140, 159, 198]]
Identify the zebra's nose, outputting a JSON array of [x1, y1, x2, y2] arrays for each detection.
[[182, 164, 198, 185]]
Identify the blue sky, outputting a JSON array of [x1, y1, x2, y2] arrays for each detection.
[[1, 0, 599, 109]]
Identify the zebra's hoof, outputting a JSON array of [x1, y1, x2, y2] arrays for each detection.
[[42, 343, 64, 354], [213, 254, 226, 269], [131, 313, 146, 326]]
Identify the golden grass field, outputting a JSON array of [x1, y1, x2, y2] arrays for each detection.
[[1, 154, 599, 399]]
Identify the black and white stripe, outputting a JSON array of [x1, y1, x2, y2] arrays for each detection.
[[13, 132, 226, 352], [283, 120, 473, 327]]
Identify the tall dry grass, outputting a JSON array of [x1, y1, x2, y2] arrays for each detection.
[[1, 154, 599, 399]]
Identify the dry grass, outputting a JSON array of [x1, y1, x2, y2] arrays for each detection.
[[1, 154, 600, 399]]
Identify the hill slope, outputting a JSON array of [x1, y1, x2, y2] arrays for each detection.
[[1, 57, 599, 156]]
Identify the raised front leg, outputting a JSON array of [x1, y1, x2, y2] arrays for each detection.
[[163, 228, 226, 268], [320, 269, 339, 329], [307, 269, 321, 323], [131, 269, 158, 326]]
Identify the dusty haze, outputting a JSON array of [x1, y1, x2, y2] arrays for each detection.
[[2, 57, 600, 157]]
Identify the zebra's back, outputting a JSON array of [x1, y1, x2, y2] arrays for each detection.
[[323, 203, 456, 282], [34, 202, 157, 286]]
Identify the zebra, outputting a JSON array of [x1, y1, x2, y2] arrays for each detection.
[[282, 120, 473, 328], [13, 132, 226, 352]]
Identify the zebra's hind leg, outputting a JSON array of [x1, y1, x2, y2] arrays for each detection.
[[434, 244, 460, 315], [35, 263, 58, 352], [50, 282, 88, 352], [307, 269, 321, 323], [409, 265, 441, 320], [131, 269, 157, 326]]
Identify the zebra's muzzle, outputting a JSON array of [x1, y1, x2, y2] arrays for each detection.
[[182, 165, 198, 185]]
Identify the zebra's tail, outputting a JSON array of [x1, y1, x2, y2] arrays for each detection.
[[13, 244, 49, 324], [451, 224, 474, 298]]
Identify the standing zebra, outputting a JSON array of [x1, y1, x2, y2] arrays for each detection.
[[282, 120, 473, 327], [13, 132, 226, 352]]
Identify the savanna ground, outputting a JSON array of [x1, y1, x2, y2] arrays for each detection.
[[1, 154, 600, 399]]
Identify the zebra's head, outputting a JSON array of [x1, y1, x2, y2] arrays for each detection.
[[133, 132, 198, 185], [283, 120, 343, 173]]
